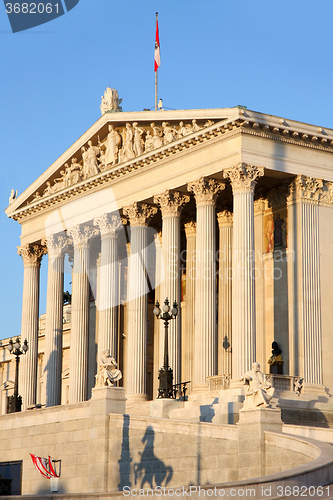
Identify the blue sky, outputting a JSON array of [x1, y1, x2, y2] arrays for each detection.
[[1, 0, 333, 340]]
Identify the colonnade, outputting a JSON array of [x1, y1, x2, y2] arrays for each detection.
[[16, 164, 324, 408]]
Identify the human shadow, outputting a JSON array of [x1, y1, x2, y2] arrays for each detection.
[[133, 426, 173, 489], [118, 414, 132, 490]]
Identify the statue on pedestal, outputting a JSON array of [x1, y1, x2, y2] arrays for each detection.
[[241, 362, 275, 409], [95, 350, 122, 387]]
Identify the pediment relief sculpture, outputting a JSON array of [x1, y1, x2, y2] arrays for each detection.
[[38, 119, 215, 200]]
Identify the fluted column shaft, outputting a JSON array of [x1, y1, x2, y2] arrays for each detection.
[[293, 176, 323, 385], [94, 215, 123, 361], [68, 225, 97, 403], [154, 191, 189, 385], [217, 211, 233, 376], [183, 222, 196, 386], [224, 163, 264, 379], [44, 235, 67, 407], [188, 178, 224, 388], [18, 244, 46, 409], [123, 203, 157, 400], [153, 232, 163, 398], [254, 199, 266, 370]]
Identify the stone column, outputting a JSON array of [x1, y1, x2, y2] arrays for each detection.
[[123, 202, 157, 401], [217, 210, 233, 376], [153, 231, 162, 399], [287, 182, 297, 376], [187, 178, 224, 389], [67, 225, 97, 404], [94, 214, 123, 361], [43, 235, 68, 407], [17, 243, 46, 409], [153, 191, 189, 385], [295, 176, 323, 388], [223, 163, 264, 379], [253, 197, 267, 370], [183, 220, 196, 387]]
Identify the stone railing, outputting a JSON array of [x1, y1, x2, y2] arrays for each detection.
[[207, 375, 231, 391], [265, 374, 302, 393], [207, 374, 303, 394]]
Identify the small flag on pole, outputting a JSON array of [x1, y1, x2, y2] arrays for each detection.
[[154, 14, 160, 72]]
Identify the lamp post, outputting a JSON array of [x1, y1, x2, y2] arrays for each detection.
[[7, 337, 28, 413], [153, 297, 178, 398]]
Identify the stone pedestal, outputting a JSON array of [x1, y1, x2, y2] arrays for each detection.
[[90, 386, 126, 415], [150, 398, 184, 418], [237, 407, 283, 479]]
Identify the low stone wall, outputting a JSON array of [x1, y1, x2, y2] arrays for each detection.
[[0, 396, 329, 498]]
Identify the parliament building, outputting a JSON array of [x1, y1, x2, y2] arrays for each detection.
[[1, 99, 333, 497]]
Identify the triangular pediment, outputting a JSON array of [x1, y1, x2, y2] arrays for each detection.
[[5, 108, 240, 220]]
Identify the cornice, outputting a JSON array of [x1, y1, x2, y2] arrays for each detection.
[[8, 113, 333, 222]]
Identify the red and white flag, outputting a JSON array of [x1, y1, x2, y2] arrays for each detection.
[[154, 15, 160, 72]]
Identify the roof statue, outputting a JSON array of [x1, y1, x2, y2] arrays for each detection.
[[8, 188, 17, 205], [100, 87, 123, 115]]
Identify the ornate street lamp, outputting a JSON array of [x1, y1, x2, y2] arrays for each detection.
[[7, 337, 28, 413], [153, 297, 178, 398]]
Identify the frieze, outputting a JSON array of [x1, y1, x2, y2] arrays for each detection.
[[39, 119, 216, 200], [10, 113, 333, 222]]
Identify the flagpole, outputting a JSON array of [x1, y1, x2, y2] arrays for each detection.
[[155, 12, 158, 111]]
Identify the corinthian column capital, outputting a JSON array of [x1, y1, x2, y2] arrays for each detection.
[[93, 213, 124, 237], [295, 175, 323, 202], [217, 210, 233, 227], [223, 162, 264, 193], [42, 234, 69, 258], [184, 220, 196, 237], [153, 190, 190, 217], [17, 243, 47, 267], [123, 202, 157, 226], [187, 177, 225, 205], [67, 224, 98, 248]]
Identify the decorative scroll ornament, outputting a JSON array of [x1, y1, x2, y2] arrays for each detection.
[[123, 202, 158, 226], [30, 453, 61, 479], [100, 87, 123, 115], [17, 243, 47, 267], [41, 234, 70, 259], [93, 214, 124, 236], [216, 210, 233, 227], [223, 162, 264, 192], [153, 190, 190, 216], [187, 177, 225, 205], [67, 225, 98, 247], [295, 175, 324, 201]]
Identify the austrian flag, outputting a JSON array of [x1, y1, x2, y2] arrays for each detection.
[[154, 16, 160, 72]]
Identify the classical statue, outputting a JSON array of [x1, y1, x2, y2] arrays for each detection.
[[162, 122, 176, 144], [191, 119, 201, 132], [104, 124, 121, 166], [100, 87, 123, 115], [67, 158, 82, 185], [9, 189, 17, 205], [177, 121, 187, 139], [132, 122, 145, 156], [144, 130, 154, 152], [150, 122, 163, 149], [52, 171, 66, 192], [95, 350, 122, 387], [241, 362, 275, 410], [83, 141, 100, 179], [124, 123, 135, 159], [268, 341, 283, 374]]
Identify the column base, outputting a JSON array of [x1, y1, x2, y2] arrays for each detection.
[[302, 383, 328, 397], [190, 383, 209, 394], [125, 393, 149, 404]]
